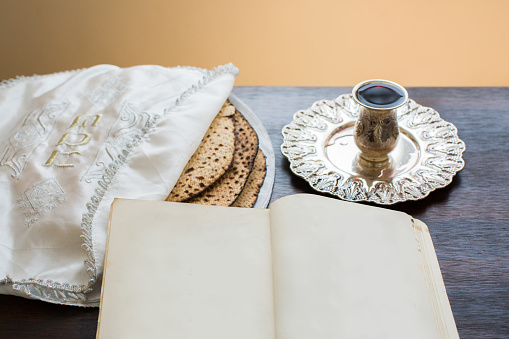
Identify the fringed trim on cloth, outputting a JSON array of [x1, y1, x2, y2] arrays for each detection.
[[79, 62, 239, 303], [1, 63, 239, 306], [164, 63, 239, 115], [0, 69, 83, 90]]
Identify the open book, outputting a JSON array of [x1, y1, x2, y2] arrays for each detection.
[[97, 194, 459, 339]]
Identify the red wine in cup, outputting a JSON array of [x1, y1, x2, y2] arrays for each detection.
[[357, 83, 406, 109]]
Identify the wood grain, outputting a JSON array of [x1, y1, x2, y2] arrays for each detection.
[[1, 87, 507, 338], [233, 86, 509, 339]]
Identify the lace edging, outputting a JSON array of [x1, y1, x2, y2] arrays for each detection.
[[0, 64, 235, 91], [2, 63, 239, 305], [79, 62, 239, 299], [164, 63, 239, 114], [0, 69, 84, 91]]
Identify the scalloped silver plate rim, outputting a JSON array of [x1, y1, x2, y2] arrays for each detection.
[[280, 95, 466, 205]]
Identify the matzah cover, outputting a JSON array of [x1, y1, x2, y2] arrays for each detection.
[[0, 64, 238, 306]]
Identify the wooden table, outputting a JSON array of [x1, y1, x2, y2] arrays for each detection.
[[1, 87, 508, 338]]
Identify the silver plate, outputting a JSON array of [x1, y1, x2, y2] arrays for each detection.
[[281, 94, 465, 204]]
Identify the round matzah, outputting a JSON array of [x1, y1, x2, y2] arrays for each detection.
[[218, 100, 235, 117], [166, 115, 235, 202], [186, 109, 259, 206], [231, 148, 266, 208]]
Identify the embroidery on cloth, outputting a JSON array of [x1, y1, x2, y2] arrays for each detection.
[[0, 275, 89, 304], [0, 69, 82, 91], [17, 179, 66, 227], [0, 102, 69, 178], [43, 114, 104, 169], [0, 63, 239, 306], [81, 102, 150, 183], [81, 63, 239, 301], [88, 77, 126, 107]]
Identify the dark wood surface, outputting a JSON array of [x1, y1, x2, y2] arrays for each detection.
[[1, 86, 508, 338]]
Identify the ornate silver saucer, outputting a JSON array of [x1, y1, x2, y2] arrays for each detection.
[[281, 85, 465, 204]]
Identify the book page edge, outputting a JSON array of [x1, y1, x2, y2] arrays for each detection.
[[96, 198, 122, 339], [412, 218, 459, 339]]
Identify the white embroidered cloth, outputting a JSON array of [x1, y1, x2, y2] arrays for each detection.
[[0, 64, 238, 306]]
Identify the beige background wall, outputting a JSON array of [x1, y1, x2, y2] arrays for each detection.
[[1, 0, 508, 86]]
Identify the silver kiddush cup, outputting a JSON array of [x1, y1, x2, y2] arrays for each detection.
[[352, 79, 408, 169]]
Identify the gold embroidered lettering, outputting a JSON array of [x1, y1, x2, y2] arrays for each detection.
[[44, 112, 103, 170], [43, 150, 81, 167], [69, 114, 103, 127], [56, 132, 91, 146]]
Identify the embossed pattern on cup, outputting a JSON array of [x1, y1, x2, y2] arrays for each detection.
[[352, 80, 408, 167]]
